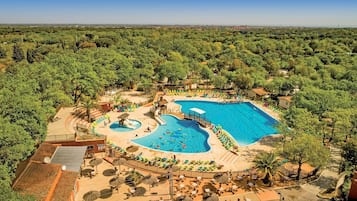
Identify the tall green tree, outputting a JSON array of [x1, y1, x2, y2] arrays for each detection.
[[12, 44, 24, 62], [0, 46, 6, 58], [281, 134, 329, 180], [0, 117, 35, 177]]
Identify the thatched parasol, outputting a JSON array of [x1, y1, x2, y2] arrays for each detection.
[[141, 175, 158, 191], [112, 158, 127, 174], [203, 193, 219, 201], [133, 186, 146, 196], [202, 183, 217, 194], [118, 113, 130, 119], [213, 172, 229, 184], [109, 177, 125, 187], [126, 145, 139, 153], [99, 188, 113, 199], [103, 169, 116, 176], [83, 191, 100, 201], [81, 168, 94, 177], [89, 158, 103, 172]]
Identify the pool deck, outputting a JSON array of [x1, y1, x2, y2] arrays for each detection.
[[94, 95, 281, 172], [72, 93, 327, 201]]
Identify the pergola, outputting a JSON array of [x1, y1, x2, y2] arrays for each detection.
[[188, 108, 206, 122]]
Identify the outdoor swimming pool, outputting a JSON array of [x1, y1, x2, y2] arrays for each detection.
[[110, 119, 142, 132], [176, 100, 278, 146], [132, 115, 210, 153]]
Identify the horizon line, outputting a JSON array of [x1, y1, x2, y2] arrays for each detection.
[[0, 23, 356, 28]]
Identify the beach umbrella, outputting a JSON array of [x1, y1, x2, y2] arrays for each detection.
[[202, 183, 217, 193], [89, 158, 103, 172], [103, 168, 116, 176], [99, 188, 113, 199], [112, 158, 127, 174], [109, 176, 125, 187], [81, 168, 94, 177], [141, 175, 158, 191], [213, 172, 229, 184], [203, 193, 219, 201], [83, 191, 100, 201], [126, 145, 139, 153], [133, 186, 146, 196]]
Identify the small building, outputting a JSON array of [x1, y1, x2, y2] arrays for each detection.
[[247, 88, 270, 100], [183, 80, 197, 90], [278, 96, 292, 109], [98, 102, 113, 113], [12, 143, 87, 201]]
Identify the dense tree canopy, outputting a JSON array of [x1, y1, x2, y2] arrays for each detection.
[[0, 26, 356, 198]]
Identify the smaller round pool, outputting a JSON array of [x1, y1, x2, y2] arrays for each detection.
[[110, 119, 142, 132]]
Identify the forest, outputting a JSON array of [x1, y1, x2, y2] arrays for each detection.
[[0, 26, 356, 200]]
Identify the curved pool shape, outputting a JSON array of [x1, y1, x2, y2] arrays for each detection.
[[110, 119, 142, 132], [176, 100, 278, 146], [132, 115, 210, 153]]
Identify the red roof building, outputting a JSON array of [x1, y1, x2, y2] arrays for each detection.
[[12, 143, 85, 201]]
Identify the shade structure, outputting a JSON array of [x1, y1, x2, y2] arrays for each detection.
[[89, 158, 103, 167], [133, 186, 146, 196], [213, 172, 229, 184], [141, 175, 158, 187], [103, 169, 116, 176], [118, 113, 130, 119], [112, 157, 127, 174], [202, 183, 217, 193], [203, 193, 219, 201], [89, 158, 103, 172], [81, 168, 94, 177], [83, 191, 100, 201], [189, 107, 206, 115], [109, 177, 125, 187], [99, 188, 113, 199], [50, 146, 87, 172], [126, 145, 139, 153], [112, 158, 127, 166]]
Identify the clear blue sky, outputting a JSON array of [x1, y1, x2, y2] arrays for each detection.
[[0, 0, 356, 27]]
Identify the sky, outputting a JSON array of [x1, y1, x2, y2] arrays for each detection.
[[0, 0, 356, 27]]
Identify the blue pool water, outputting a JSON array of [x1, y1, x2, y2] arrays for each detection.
[[132, 115, 210, 153], [176, 101, 278, 146], [110, 119, 142, 132]]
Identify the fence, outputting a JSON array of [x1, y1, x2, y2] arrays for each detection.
[[45, 134, 75, 142]]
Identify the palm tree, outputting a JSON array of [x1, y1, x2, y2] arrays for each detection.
[[77, 96, 96, 122], [253, 152, 280, 186]]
